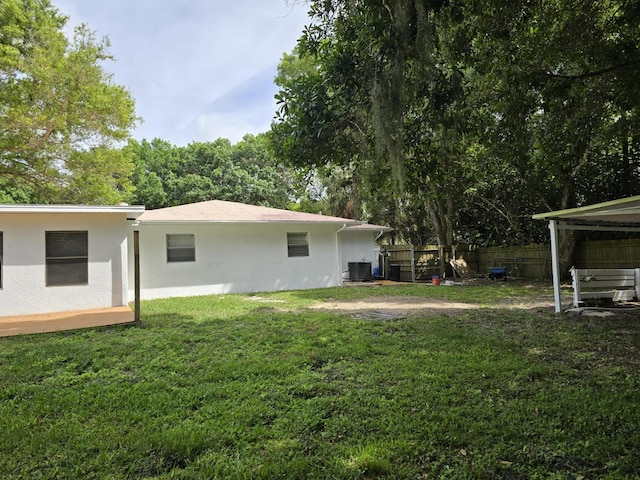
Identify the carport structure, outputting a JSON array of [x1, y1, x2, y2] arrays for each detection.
[[533, 195, 640, 313]]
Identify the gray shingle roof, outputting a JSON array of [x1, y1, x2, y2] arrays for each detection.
[[138, 200, 362, 224]]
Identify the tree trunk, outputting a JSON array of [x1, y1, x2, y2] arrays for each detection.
[[427, 201, 445, 246], [558, 176, 577, 280]]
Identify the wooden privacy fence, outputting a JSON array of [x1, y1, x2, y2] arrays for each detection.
[[574, 239, 640, 269], [476, 244, 550, 279], [382, 239, 640, 281]]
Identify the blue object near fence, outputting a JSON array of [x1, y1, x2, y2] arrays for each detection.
[[373, 266, 383, 279], [489, 267, 507, 280]]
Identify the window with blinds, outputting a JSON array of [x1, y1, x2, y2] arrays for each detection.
[[45, 231, 88, 286], [287, 232, 309, 257], [167, 234, 196, 262]]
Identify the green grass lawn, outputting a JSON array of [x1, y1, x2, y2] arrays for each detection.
[[1, 283, 639, 479]]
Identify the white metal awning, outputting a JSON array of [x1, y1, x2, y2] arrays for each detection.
[[533, 195, 640, 312]]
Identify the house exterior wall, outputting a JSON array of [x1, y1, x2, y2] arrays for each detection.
[[131, 222, 345, 300], [0, 213, 131, 317], [339, 230, 381, 277]]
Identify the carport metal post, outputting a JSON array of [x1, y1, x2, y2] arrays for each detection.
[[548, 220, 562, 313]]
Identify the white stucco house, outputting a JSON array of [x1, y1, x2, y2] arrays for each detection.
[[0, 204, 144, 317], [130, 200, 392, 300], [0, 200, 390, 318]]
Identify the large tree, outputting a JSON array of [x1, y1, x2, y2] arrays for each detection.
[[0, 0, 137, 203], [272, 0, 475, 244], [454, 0, 640, 268], [271, 0, 640, 259]]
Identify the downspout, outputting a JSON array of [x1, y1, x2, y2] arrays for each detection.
[[336, 224, 348, 286], [374, 230, 385, 279]]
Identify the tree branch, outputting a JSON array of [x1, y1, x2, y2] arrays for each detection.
[[542, 60, 638, 81]]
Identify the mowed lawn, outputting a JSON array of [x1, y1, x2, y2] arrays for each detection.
[[1, 284, 639, 479]]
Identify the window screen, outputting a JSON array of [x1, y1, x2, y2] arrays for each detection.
[[167, 234, 196, 262], [287, 232, 309, 257], [46, 231, 88, 286]]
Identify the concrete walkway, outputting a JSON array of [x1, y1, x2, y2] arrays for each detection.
[[0, 306, 136, 337]]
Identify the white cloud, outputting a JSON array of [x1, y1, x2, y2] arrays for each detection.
[[54, 0, 309, 146]]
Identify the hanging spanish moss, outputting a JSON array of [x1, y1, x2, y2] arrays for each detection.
[[366, 0, 444, 243]]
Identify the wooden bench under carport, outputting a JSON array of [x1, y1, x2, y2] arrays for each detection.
[[570, 267, 640, 307], [533, 195, 640, 313]]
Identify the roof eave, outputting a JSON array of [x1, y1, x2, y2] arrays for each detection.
[[0, 204, 145, 217], [138, 219, 362, 225]]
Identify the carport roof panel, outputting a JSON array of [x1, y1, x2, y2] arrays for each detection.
[[532, 195, 640, 227]]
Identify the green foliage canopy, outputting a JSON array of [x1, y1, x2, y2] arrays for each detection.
[[0, 0, 137, 203], [127, 134, 303, 209], [271, 0, 640, 249]]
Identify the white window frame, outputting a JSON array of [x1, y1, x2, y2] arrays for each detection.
[[166, 234, 196, 263], [287, 232, 309, 257], [45, 231, 89, 287]]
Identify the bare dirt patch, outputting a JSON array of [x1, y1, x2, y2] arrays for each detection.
[[309, 295, 479, 319], [308, 294, 555, 320]]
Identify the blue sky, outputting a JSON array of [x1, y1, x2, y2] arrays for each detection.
[[55, 0, 310, 145]]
